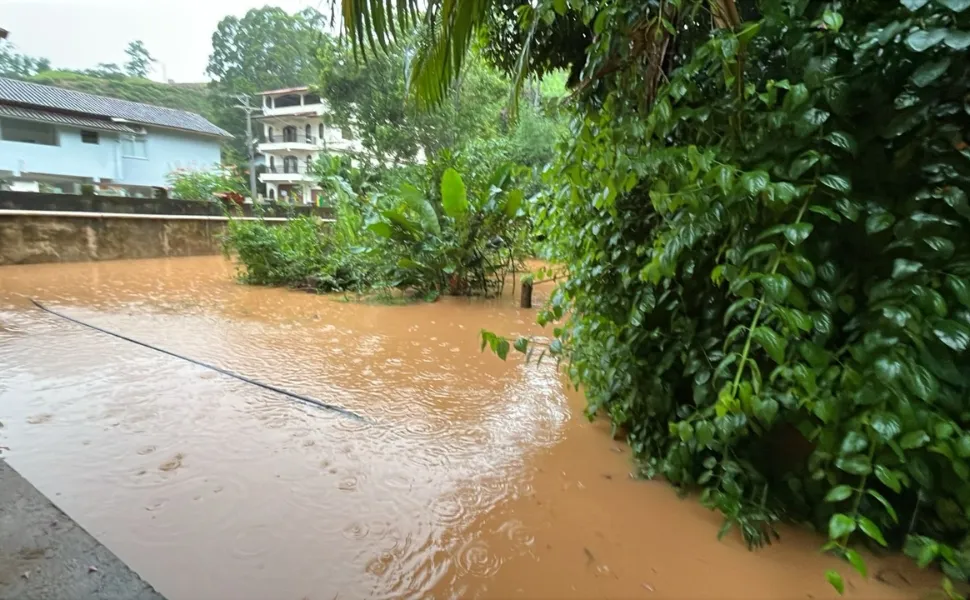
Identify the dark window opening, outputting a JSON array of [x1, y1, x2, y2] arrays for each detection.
[[267, 126, 274, 142], [269, 188, 275, 200], [1, 118, 57, 145], [269, 156, 275, 170], [80, 130, 99, 144], [318, 123, 324, 139], [305, 124, 312, 141], [283, 155, 299, 173], [283, 126, 297, 142], [274, 94, 301, 108], [340, 126, 352, 140], [303, 93, 321, 104]]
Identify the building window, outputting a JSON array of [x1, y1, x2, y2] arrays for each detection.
[[121, 134, 147, 159], [80, 130, 99, 144], [305, 124, 311, 142], [267, 126, 274, 142], [318, 123, 324, 139], [1, 118, 57, 145], [306, 155, 313, 169], [269, 188, 275, 200], [340, 126, 352, 140], [269, 156, 275, 171], [283, 126, 297, 142], [283, 155, 299, 173]]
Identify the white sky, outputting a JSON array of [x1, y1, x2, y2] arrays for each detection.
[[1, 0, 334, 82]]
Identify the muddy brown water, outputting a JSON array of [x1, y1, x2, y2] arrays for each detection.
[[0, 257, 936, 599]]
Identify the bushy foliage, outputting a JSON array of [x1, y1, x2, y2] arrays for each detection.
[[167, 167, 246, 201], [476, 0, 970, 594], [224, 162, 531, 299]]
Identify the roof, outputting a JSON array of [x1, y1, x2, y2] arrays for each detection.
[[0, 77, 231, 138], [256, 86, 310, 96], [0, 104, 143, 133]]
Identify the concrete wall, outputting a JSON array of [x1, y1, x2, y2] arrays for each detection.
[[0, 213, 228, 265], [0, 191, 335, 266], [0, 191, 333, 219], [0, 121, 221, 188]]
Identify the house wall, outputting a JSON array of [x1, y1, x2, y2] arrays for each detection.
[[119, 127, 221, 187], [0, 122, 222, 189], [0, 124, 119, 181]]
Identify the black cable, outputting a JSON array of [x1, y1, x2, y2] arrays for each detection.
[[30, 299, 368, 423]]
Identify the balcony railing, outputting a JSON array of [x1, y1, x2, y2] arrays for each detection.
[[266, 165, 310, 174], [261, 134, 319, 144]]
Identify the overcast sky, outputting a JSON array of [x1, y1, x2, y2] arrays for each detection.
[[1, 0, 332, 82]]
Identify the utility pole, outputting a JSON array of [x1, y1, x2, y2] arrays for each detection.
[[234, 94, 260, 203]]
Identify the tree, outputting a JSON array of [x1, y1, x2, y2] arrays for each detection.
[[0, 40, 50, 77], [206, 7, 327, 154], [206, 7, 324, 94], [124, 40, 156, 78]]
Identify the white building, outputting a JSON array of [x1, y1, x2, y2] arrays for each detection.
[[256, 86, 363, 205]]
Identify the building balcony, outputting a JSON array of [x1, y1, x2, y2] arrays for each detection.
[[257, 133, 322, 153], [259, 165, 316, 183], [261, 102, 326, 118]]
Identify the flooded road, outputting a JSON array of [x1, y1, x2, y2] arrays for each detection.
[[0, 257, 932, 599]]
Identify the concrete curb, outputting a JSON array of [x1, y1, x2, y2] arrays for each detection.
[[0, 460, 166, 600]]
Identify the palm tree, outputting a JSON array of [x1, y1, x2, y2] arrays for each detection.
[[335, 0, 742, 110]]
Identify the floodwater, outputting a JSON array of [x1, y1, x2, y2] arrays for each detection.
[[0, 256, 934, 599]]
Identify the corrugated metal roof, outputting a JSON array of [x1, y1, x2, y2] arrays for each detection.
[[0, 77, 231, 138], [0, 104, 143, 133]]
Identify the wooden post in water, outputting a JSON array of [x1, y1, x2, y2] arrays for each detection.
[[520, 280, 533, 309]]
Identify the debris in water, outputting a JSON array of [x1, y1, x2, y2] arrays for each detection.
[[642, 583, 655, 592], [159, 453, 184, 472], [88, 565, 98, 573], [21, 571, 29, 580], [583, 547, 595, 565]]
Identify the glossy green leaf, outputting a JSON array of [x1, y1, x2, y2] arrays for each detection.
[[824, 131, 857, 155], [753, 327, 787, 364], [825, 485, 853, 502], [867, 490, 899, 523], [513, 337, 528, 353], [900, 430, 930, 449], [822, 11, 843, 32], [836, 455, 872, 476], [906, 29, 947, 51], [892, 259, 923, 279], [866, 213, 895, 234], [944, 29, 970, 49], [933, 320, 970, 351], [858, 516, 888, 547], [828, 513, 856, 539], [911, 58, 951, 87], [784, 223, 813, 245], [901, 0, 930, 9], [495, 339, 510, 360], [762, 274, 792, 302], [826, 570, 845, 595], [875, 465, 903, 493], [367, 221, 393, 238], [820, 174, 851, 194], [504, 189, 524, 218], [870, 412, 902, 442], [845, 548, 867, 578], [440, 168, 469, 218], [741, 170, 770, 194], [938, 0, 970, 11]]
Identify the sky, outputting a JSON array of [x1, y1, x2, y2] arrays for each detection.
[[1, 0, 332, 82]]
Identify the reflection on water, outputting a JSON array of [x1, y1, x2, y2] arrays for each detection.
[[0, 257, 931, 599]]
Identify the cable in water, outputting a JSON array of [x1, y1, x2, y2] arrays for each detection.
[[30, 299, 368, 422]]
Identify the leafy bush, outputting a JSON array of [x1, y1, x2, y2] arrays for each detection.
[[167, 167, 246, 201], [471, 0, 970, 594]]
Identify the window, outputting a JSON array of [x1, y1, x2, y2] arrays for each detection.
[[306, 155, 312, 169], [340, 126, 352, 140], [121, 135, 147, 159], [269, 156, 275, 171], [269, 188, 275, 200], [318, 123, 324, 139], [305, 124, 311, 142], [1, 119, 57, 145], [267, 126, 274, 142], [283, 156, 299, 173], [283, 126, 297, 142], [80, 130, 99, 144]]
